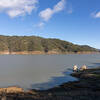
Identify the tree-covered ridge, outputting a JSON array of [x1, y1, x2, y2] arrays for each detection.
[[0, 35, 98, 53]]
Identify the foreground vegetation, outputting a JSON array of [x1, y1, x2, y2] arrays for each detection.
[[0, 35, 98, 54], [1, 67, 100, 100]]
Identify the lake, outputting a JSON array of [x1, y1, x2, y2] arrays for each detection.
[[0, 54, 100, 90]]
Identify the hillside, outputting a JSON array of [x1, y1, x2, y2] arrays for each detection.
[[0, 35, 98, 54]]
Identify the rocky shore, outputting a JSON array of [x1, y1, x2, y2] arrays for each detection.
[[1, 67, 100, 100]]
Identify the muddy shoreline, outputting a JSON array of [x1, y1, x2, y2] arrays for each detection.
[[0, 51, 99, 55], [0, 67, 100, 100]]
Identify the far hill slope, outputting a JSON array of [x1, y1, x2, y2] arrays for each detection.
[[0, 35, 98, 54]]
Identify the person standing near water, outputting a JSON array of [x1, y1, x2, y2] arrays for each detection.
[[80, 65, 87, 71], [73, 65, 78, 72]]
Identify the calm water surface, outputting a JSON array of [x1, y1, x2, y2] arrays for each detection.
[[0, 54, 100, 89]]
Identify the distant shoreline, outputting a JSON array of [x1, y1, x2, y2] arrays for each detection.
[[0, 35, 98, 55], [0, 51, 99, 55]]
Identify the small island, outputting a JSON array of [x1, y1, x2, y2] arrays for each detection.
[[0, 67, 100, 100]]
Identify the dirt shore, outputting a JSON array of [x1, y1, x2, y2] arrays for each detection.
[[1, 67, 100, 100], [0, 51, 99, 55]]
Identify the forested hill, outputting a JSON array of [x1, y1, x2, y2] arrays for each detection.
[[0, 35, 98, 54]]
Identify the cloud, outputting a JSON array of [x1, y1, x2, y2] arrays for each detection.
[[66, 3, 73, 14], [37, 22, 45, 28], [39, 0, 66, 21], [34, 22, 45, 29], [0, 0, 38, 18], [91, 11, 100, 18]]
